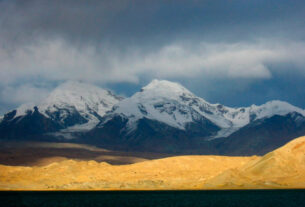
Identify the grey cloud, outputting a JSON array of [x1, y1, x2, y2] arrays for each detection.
[[1, 38, 305, 86], [1, 0, 305, 48], [0, 84, 51, 111], [0, 0, 305, 113]]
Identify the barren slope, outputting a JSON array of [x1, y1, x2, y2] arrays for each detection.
[[1, 136, 305, 190], [0, 155, 255, 190], [205, 136, 305, 189]]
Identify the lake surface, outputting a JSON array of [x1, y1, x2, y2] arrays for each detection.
[[1, 190, 305, 207]]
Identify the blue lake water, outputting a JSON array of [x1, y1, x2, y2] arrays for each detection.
[[1, 190, 305, 207]]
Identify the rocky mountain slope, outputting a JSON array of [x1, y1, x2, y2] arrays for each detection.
[[216, 112, 305, 155]]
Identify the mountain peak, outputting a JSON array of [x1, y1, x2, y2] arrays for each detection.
[[141, 79, 193, 97], [111, 79, 215, 131], [144, 79, 182, 88], [249, 100, 305, 120], [40, 81, 122, 119], [10, 81, 122, 132], [54, 80, 88, 89], [47, 81, 109, 99]]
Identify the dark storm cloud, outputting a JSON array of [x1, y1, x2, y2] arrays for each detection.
[[1, 0, 305, 47], [0, 0, 305, 113]]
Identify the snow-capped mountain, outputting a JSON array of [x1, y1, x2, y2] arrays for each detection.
[[98, 79, 305, 139], [107, 79, 221, 135], [218, 111, 305, 155], [18, 81, 122, 126], [0, 81, 122, 139], [82, 79, 305, 154], [1, 79, 305, 155]]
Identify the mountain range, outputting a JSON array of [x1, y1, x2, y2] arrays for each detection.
[[1, 80, 305, 155]]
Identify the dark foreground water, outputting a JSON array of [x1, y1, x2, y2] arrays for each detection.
[[1, 190, 305, 207]]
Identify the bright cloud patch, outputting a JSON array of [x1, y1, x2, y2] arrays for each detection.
[[1, 39, 305, 86]]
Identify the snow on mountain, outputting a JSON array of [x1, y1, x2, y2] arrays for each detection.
[[248, 100, 305, 120], [113, 79, 200, 131], [14, 103, 36, 118], [107, 79, 243, 132], [13, 81, 123, 131], [212, 101, 305, 138], [104, 79, 305, 138], [106, 79, 236, 133], [40, 81, 122, 121], [3, 79, 305, 139]]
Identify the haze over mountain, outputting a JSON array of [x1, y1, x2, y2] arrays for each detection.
[[0, 80, 305, 155]]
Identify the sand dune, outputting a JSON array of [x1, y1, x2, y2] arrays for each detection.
[[0, 155, 255, 190], [204, 136, 305, 189], [1, 136, 305, 190]]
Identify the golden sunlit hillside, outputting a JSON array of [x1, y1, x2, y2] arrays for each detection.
[[0, 155, 256, 190], [204, 136, 305, 189], [1, 136, 305, 190]]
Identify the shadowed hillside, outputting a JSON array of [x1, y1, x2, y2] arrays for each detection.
[[0, 141, 170, 166]]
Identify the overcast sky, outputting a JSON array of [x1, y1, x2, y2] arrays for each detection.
[[1, 0, 305, 114]]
